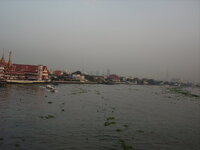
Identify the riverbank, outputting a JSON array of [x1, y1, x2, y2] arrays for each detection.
[[3, 80, 124, 85]]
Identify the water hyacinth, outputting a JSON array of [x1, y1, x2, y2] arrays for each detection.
[[168, 87, 199, 98]]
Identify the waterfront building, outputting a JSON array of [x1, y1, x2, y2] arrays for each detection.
[[71, 71, 85, 81], [0, 51, 49, 81], [0, 52, 7, 79], [53, 70, 64, 76], [107, 74, 120, 82], [84, 74, 105, 83]]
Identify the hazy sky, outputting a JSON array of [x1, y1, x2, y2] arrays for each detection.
[[0, 0, 199, 82]]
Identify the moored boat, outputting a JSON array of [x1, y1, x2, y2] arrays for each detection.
[[5, 80, 49, 84]]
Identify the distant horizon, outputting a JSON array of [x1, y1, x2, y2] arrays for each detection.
[[0, 0, 199, 82], [0, 50, 199, 83]]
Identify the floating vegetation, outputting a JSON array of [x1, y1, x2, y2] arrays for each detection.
[[70, 88, 88, 95], [133, 88, 139, 91], [104, 116, 116, 126], [61, 109, 65, 112], [119, 139, 134, 150], [123, 124, 128, 128], [48, 101, 53, 104], [106, 117, 115, 121], [94, 90, 101, 95], [95, 92, 100, 95], [111, 107, 116, 110], [78, 89, 88, 94], [39, 115, 55, 119], [15, 144, 20, 147], [136, 130, 144, 133], [116, 128, 123, 132], [168, 87, 199, 98], [71, 92, 77, 95], [104, 121, 116, 126]]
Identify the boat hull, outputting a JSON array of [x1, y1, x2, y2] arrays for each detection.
[[6, 80, 49, 84]]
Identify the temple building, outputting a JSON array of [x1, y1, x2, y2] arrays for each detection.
[[0, 51, 7, 79], [0, 51, 49, 81]]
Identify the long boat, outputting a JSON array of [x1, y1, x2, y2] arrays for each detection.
[[6, 80, 50, 84]]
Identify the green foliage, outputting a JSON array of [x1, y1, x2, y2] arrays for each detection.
[[136, 130, 144, 133], [123, 124, 128, 128], [106, 117, 115, 121], [15, 144, 20, 147], [116, 128, 123, 132], [169, 88, 199, 98], [104, 121, 116, 126]]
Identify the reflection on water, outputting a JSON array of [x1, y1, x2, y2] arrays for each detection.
[[0, 84, 200, 150], [0, 84, 46, 100]]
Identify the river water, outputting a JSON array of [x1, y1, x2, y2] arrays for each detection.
[[0, 84, 200, 150]]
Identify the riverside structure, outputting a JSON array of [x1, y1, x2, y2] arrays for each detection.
[[0, 51, 49, 83]]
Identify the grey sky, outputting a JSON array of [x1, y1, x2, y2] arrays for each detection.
[[0, 0, 199, 82]]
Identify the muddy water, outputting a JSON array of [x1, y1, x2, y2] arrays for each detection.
[[0, 84, 200, 150]]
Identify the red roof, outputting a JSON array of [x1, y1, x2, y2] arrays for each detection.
[[12, 64, 39, 73], [8, 64, 49, 74], [108, 74, 120, 80], [53, 70, 63, 76]]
